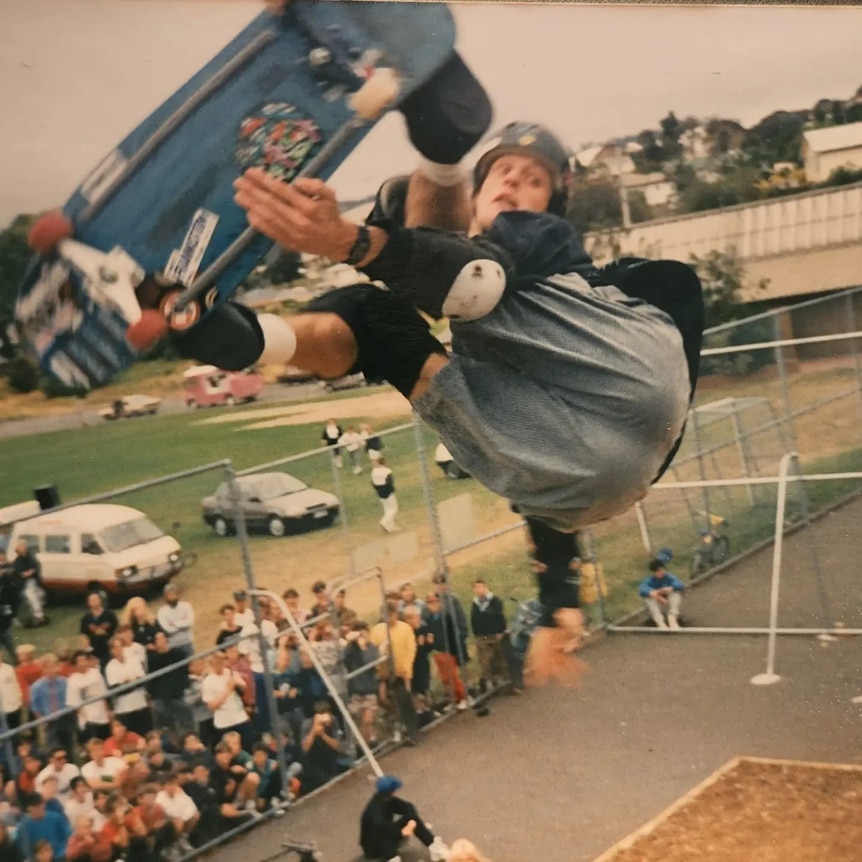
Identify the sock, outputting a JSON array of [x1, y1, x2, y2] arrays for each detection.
[[257, 313, 297, 364], [417, 157, 465, 187]]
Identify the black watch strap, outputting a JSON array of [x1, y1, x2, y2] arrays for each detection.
[[345, 225, 372, 267]]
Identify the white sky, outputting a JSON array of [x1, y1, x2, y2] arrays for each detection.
[[2, 1, 862, 227]]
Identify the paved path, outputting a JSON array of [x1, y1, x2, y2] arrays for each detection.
[[206, 496, 862, 862]]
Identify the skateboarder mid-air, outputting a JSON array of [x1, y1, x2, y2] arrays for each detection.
[[240, 2, 704, 687]]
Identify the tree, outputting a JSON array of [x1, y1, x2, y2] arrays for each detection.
[[688, 248, 769, 328], [659, 111, 683, 160], [0, 214, 36, 320], [566, 179, 624, 234], [690, 248, 772, 377]]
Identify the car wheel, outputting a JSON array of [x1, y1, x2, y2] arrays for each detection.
[[226, 395, 235, 407], [268, 516, 287, 537], [213, 517, 230, 537]]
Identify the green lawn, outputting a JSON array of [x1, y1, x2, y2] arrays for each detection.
[[4, 361, 862, 653]]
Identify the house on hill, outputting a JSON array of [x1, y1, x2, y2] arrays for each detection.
[[801, 121, 862, 182], [620, 171, 676, 208], [575, 143, 636, 177]]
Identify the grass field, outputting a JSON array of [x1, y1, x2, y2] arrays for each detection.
[[4, 354, 862, 654]]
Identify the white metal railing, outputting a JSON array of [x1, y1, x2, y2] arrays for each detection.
[[609, 454, 862, 687], [586, 181, 862, 265]]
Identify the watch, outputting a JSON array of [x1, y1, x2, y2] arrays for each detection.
[[344, 225, 372, 267]]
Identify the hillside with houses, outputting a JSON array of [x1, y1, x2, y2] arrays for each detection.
[[567, 83, 862, 233]]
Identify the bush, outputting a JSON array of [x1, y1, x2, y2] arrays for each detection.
[[5, 356, 40, 393]]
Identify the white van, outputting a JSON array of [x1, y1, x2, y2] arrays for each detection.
[[8, 504, 183, 599]]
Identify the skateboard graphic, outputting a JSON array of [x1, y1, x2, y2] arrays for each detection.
[[16, 2, 458, 390]]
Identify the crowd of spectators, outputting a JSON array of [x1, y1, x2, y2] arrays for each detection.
[[0, 568, 522, 862]]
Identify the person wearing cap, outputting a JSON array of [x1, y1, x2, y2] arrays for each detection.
[[234, 114, 703, 685], [156, 584, 195, 659], [359, 774, 450, 862], [638, 558, 685, 630]]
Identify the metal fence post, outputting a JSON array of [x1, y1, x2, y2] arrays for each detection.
[[224, 463, 290, 795], [772, 314, 799, 454], [412, 412, 449, 579], [846, 292, 862, 416], [329, 449, 357, 580]]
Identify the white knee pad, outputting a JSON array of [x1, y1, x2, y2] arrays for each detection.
[[441, 259, 506, 321], [257, 313, 297, 364]]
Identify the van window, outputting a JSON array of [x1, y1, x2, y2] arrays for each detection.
[[81, 534, 103, 555], [99, 517, 164, 553], [18, 534, 41, 553], [45, 534, 71, 553]]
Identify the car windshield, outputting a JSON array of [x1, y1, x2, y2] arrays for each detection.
[[248, 474, 307, 500], [99, 517, 165, 552]]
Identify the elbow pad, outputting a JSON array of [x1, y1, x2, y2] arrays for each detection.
[[441, 259, 506, 321]]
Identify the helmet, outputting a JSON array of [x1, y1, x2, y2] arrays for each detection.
[[472, 121, 573, 216]]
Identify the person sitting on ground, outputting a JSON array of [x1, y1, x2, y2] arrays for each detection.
[[133, 783, 176, 860], [183, 763, 220, 845], [102, 718, 145, 759], [154, 772, 198, 855], [16, 793, 72, 861], [211, 742, 258, 828], [36, 775, 68, 823], [359, 774, 450, 862], [638, 558, 685, 630], [16, 752, 45, 798], [0, 821, 23, 862], [63, 777, 97, 832], [65, 813, 112, 862], [99, 792, 148, 862], [249, 743, 293, 813], [36, 748, 81, 803], [80, 738, 127, 793]]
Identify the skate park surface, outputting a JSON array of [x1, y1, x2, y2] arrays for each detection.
[[207, 496, 862, 862]]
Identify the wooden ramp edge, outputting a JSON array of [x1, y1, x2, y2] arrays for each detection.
[[590, 755, 862, 862]]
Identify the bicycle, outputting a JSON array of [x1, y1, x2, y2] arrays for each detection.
[[690, 512, 731, 578]]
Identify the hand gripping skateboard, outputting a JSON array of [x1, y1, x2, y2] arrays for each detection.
[[16, 2, 489, 390]]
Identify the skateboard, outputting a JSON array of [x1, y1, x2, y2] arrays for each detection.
[[16, 1, 458, 390]]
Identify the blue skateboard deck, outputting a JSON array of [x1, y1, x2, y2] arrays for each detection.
[[16, 1, 457, 390]]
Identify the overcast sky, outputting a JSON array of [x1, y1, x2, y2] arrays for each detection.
[[2, 1, 862, 227]]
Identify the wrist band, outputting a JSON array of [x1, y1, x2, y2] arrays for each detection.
[[345, 225, 372, 267]]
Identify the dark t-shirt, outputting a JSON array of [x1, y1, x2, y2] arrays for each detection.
[[211, 764, 240, 805], [80, 610, 119, 663]]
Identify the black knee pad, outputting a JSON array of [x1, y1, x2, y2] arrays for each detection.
[[302, 284, 446, 397], [399, 52, 493, 164]]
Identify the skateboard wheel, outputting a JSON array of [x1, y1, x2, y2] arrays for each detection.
[[28, 211, 73, 253], [160, 290, 201, 331], [127, 310, 169, 351], [350, 67, 400, 120]]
